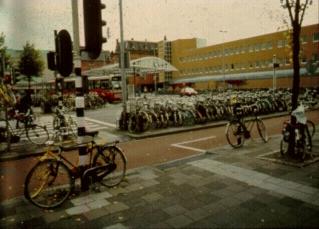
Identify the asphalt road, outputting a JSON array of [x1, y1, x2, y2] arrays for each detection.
[[0, 108, 318, 202]]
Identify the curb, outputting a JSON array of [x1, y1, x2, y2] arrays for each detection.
[[124, 111, 290, 139]]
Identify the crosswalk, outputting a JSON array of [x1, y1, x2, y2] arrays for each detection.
[[5, 115, 112, 143]]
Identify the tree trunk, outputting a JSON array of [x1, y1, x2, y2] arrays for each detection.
[[288, 21, 301, 158]]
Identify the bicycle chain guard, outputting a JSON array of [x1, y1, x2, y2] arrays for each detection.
[[81, 164, 116, 191]]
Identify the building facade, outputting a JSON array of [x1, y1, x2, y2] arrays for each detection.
[[162, 23, 319, 90]]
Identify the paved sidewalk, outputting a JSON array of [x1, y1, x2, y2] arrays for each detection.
[[1, 132, 319, 228]]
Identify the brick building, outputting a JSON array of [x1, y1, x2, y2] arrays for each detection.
[[161, 23, 319, 90]]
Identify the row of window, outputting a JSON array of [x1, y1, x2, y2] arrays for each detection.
[[179, 32, 319, 63], [179, 54, 319, 76]]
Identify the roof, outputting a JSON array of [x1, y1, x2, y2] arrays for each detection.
[[171, 68, 319, 84], [83, 56, 178, 76]]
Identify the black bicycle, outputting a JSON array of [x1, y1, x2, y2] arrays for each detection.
[[225, 105, 268, 148], [280, 105, 313, 160], [24, 131, 127, 209]]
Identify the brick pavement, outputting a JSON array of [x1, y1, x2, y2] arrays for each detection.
[[0, 132, 319, 228]]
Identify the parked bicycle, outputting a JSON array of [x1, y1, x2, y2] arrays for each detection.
[[225, 104, 268, 148], [24, 131, 127, 209], [52, 106, 77, 142], [280, 104, 312, 160], [0, 112, 49, 145]]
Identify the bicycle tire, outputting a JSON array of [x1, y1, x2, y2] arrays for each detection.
[[306, 120, 315, 138], [256, 118, 268, 142], [26, 124, 49, 145], [93, 146, 126, 187], [225, 120, 245, 148], [24, 159, 74, 209]]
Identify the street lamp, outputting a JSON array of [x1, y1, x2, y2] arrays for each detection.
[[219, 30, 227, 90], [272, 54, 280, 91]]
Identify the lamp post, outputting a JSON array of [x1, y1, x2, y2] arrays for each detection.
[[119, 0, 128, 128], [219, 30, 227, 90], [272, 54, 280, 91]]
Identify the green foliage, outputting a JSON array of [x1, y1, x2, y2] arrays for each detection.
[[18, 42, 44, 77], [0, 33, 13, 67]]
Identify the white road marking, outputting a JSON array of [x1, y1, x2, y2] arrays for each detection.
[[171, 144, 207, 153], [171, 136, 216, 153], [72, 116, 116, 128]]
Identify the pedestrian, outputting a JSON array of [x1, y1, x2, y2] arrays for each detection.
[[14, 90, 32, 128]]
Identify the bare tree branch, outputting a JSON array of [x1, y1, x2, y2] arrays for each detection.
[[285, 0, 295, 24], [299, 0, 310, 25]]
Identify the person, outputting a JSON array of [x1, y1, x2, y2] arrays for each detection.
[[14, 90, 32, 128]]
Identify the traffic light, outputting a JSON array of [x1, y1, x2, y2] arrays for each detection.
[[47, 51, 56, 71], [55, 30, 73, 77], [83, 0, 107, 59]]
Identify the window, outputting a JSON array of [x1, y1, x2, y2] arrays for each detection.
[[249, 45, 254, 52], [313, 32, 319, 42], [277, 40, 284, 48], [301, 56, 307, 64], [255, 43, 260, 52], [261, 43, 267, 50], [301, 35, 308, 44], [256, 61, 260, 68], [312, 53, 319, 62]]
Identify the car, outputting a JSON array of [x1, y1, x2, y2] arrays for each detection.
[[180, 87, 198, 96], [90, 88, 122, 103]]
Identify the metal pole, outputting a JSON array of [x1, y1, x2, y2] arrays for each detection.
[[71, 0, 88, 177], [273, 54, 276, 90], [119, 0, 127, 127], [220, 30, 227, 90]]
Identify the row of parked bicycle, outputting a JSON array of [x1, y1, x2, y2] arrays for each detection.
[[119, 89, 318, 133]]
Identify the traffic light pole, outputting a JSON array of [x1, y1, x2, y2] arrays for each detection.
[[71, 0, 88, 174], [119, 0, 128, 128]]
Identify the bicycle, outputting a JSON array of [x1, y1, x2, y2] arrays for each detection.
[[52, 106, 77, 142], [0, 112, 49, 145], [225, 104, 268, 148], [280, 104, 312, 160], [24, 131, 127, 209]]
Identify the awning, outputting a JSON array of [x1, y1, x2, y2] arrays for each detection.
[[171, 68, 319, 84], [83, 56, 178, 76]]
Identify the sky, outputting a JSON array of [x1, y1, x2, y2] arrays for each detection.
[[0, 0, 318, 52]]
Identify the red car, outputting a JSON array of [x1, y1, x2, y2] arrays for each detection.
[[90, 88, 122, 103]]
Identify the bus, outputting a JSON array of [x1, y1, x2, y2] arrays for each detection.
[[52, 75, 122, 103]]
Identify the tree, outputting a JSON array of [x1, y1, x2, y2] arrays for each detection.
[[0, 33, 13, 77], [18, 42, 44, 90], [280, 0, 313, 158]]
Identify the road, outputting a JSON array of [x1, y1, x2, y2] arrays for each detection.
[[0, 108, 318, 202]]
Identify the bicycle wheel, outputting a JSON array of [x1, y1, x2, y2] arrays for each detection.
[[256, 118, 268, 142], [26, 124, 49, 145], [93, 146, 126, 187], [306, 120, 315, 138], [225, 120, 245, 148], [24, 159, 73, 209]]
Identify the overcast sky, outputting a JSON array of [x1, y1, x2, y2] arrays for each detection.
[[0, 0, 318, 51]]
